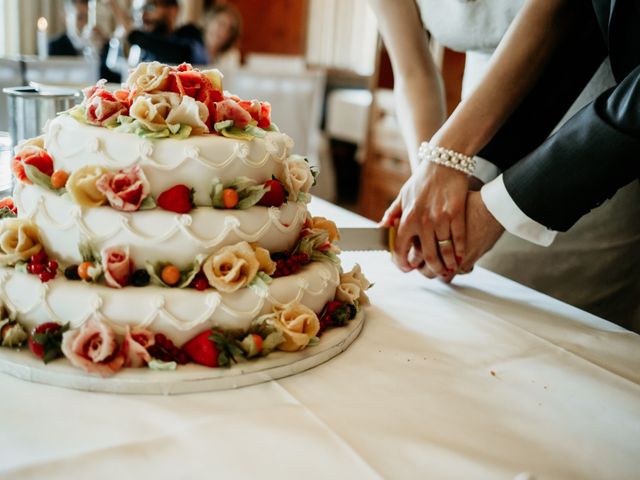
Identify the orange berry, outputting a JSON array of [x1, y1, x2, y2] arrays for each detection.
[[77, 261, 93, 281], [251, 333, 263, 353], [51, 170, 69, 189], [222, 188, 239, 208], [161, 264, 181, 286]]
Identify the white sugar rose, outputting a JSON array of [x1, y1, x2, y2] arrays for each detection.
[[203, 241, 260, 293], [127, 61, 171, 94], [273, 303, 320, 352], [67, 165, 109, 208], [340, 264, 371, 305], [166, 96, 210, 134], [0, 219, 43, 266], [312, 216, 340, 243], [279, 155, 314, 202], [129, 92, 178, 132]]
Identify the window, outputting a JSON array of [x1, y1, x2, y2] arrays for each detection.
[[306, 0, 378, 75]]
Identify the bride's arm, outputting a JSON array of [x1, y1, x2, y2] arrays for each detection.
[[368, 0, 446, 170], [430, 0, 577, 154]]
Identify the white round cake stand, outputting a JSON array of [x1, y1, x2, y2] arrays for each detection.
[[0, 311, 364, 395]]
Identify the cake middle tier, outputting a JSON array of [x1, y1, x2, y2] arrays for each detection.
[[15, 184, 307, 268]]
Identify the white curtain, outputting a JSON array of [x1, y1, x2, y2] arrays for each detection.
[[306, 0, 378, 75]]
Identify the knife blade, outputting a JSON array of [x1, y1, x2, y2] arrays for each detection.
[[337, 226, 396, 252]]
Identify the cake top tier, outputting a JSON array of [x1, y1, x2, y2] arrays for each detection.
[[69, 61, 276, 142]]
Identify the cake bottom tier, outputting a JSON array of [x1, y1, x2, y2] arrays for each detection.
[[0, 262, 340, 346]]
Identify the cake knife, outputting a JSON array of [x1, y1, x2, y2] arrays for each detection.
[[336, 226, 396, 252]]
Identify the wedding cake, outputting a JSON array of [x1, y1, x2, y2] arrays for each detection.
[[0, 62, 369, 376]]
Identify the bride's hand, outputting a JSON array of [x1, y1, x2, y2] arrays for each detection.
[[381, 161, 469, 277]]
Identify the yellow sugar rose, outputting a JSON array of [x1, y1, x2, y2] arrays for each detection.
[[280, 155, 313, 201], [335, 282, 362, 305], [312, 216, 340, 243], [339, 264, 371, 305], [273, 303, 320, 352], [253, 244, 276, 276], [67, 165, 109, 208], [203, 241, 260, 293], [0, 219, 43, 266]]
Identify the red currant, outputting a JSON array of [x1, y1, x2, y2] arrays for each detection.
[[32, 251, 48, 264], [32, 263, 45, 274], [193, 277, 208, 291], [47, 260, 58, 271]]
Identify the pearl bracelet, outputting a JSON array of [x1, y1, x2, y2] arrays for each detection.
[[418, 142, 476, 175]]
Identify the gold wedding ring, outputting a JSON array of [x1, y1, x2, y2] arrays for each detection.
[[437, 239, 453, 248]]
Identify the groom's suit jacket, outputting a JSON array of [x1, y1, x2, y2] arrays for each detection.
[[478, 0, 640, 232]]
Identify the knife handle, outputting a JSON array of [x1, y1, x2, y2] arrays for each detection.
[[387, 226, 396, 252]]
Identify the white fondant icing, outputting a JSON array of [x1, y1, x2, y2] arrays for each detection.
[[15, 184, 307, 268], [0, 261, 340, 346], [44, 115, 294, 206]]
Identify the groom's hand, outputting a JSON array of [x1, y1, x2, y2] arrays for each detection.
[[458, 191, 505, 273]]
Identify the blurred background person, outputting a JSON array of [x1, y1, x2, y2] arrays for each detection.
[[48, 0, 90, 56], [49, 0, 121, 82], [203, 3, 242, 68], [110, 0, 207, 65]]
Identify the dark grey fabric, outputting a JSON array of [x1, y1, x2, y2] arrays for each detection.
[[479, 0, 640, 231]]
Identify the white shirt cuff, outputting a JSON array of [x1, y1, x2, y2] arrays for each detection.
[[480, 175, 557, 247], [472, 156, 500, 184]]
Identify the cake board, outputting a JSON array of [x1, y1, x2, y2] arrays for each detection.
[[0, 310, 364, 395]]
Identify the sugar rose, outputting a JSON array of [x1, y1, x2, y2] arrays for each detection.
[[96, 165, 151, 212], [335, 282, 361, 305], [0, 219, 43, 266], [273, 303, 320, 352], [122, 326, 154, 368], [312, 216, 340, 243], [102, 246, 133, 288], [127, 61, 171, 94], [203, 241, 260, 293], [11, 144, 54, 185], [82, 80, 128, 126], [67, 165, 109, 208], [280, 155, 314, 202], [340, 264, 371, 305], [61, 318, 125, 377], [129, 92, 178, 132]]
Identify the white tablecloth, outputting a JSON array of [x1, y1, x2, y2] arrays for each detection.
[[1, 197, 639, 480]]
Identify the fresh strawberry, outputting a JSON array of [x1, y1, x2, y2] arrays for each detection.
[[157, 185, 194, 214], [28, 322, 69, 363], [182, 330, 242, 368], [258, 179, 287, 207]]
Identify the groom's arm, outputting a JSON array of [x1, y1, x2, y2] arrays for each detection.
[[495, 64, 640, 233]]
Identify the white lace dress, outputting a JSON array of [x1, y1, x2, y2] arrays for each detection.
[[417, 0, 640, 330]]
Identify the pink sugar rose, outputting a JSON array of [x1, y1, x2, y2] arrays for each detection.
[[96, 165, 151, 211], [83, 80, 129, 126], [61, 318, 125, 377], [102, 246, 134, 288], [122, 326, 155, 368], [214, 99, 253, 129]]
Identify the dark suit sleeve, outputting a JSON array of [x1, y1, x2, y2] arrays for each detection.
[[477, 2, 607, 171], [502, 64, 640, 231]]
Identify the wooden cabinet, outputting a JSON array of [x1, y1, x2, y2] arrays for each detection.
[[358, 90, 411, 221]]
